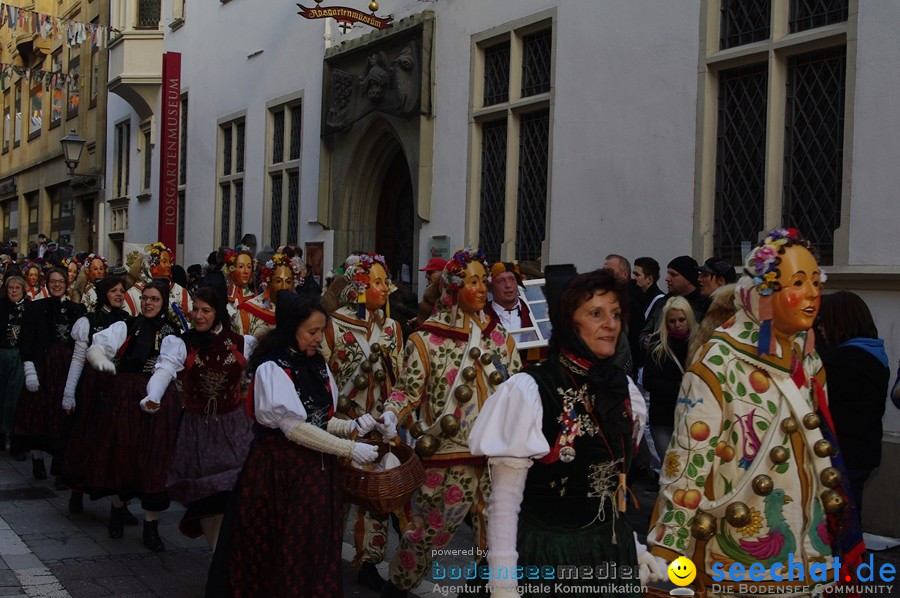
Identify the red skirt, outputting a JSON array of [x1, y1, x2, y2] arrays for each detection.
[[224, 434, 343, 597], [11, 342, 73, 454], [56, 367, 116, 488], [83, 371, 180, 511]]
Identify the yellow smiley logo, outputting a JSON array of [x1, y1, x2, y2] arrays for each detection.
[[667, 556, 697, 586]]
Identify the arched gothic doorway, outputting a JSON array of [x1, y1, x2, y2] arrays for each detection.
[[376, 151, 414, 285]]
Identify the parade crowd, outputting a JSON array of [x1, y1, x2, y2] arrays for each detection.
[[0, 229, 899, 598]]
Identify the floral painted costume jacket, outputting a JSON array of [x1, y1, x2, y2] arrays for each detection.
[[647, 282, 858, 596]]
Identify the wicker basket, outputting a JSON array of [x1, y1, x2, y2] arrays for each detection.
[[339, 437, 425, 515]]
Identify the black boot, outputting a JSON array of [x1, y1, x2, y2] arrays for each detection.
[[122, 503, 139, 526], [380, 580, 408, 598], [142, 520, 165, 553], [32, 457, 47, 480], [68, 491, 83, 514], [358, 563, 386, 592], [108, 505, 125, 539]]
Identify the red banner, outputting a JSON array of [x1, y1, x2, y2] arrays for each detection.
[[158, 52, 181, 250], [297, 4, 392, 29]]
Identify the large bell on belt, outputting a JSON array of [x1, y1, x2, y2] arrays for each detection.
[[360, 360, 373, 373], [353, 374, 369, 390], [461, 366, 477, 381], [373, 369, 387, 383], [415, 434, 440, 457], [752, 475, 774, 496], [370, 343, 382, 354], [803, 413, 821, 430], [409, 421, 426, 439], [820, 467, 841, 488], [337, 396, 353, 414], [821, 489, 846, 514], [368, 352, 380, 364], [468, 347, 481, 360], [440, 414, 461, 437], [781, 417, 799, 434], [454, 385, 474, 404], [725, 502, 751, 528], [814, 439, 834, 458], [480, 353, 494, 366], [769, 446, 789, 464], [691, 512, 716, 540], [488, 371, 504, 386]]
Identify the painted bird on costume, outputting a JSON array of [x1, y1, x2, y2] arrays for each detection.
[[715, 488, 796, 567], [807, 498, 832, 556]]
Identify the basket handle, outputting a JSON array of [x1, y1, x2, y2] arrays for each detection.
[[348, 418, 402, 447]]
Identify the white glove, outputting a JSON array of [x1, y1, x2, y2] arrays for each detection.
[[62, 340, 88, 414], [355, 413, 377, 436], [376, 410, 398, 440], [486, 458, 531, 591], [62, 393, 76, 413], [351, 442, 379, 465], [141, 368, 174, 414], [86, 344, 116, 373], [635, 535, 668, 584], [23, 361, 39, 393], [140, 396, 161, 414]]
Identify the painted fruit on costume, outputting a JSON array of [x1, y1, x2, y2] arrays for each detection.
[[749, 369, 770, 393], [690, 421, 710, 441]]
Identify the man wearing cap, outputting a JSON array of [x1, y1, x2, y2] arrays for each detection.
[[697, 256, 737, 298], [418, 257, 446, 288]]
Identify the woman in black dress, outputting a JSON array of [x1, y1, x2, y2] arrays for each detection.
[[0, 274, 27, 452]]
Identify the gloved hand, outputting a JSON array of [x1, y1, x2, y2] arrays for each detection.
[[23, 362, 39, 393], [355, 413, 377, 436], [140, 397, 161, 414], [351, 442, 379, 465], [635, 533, 668, 584], [376, 410, 398, 440], [86, 344, 116, 373], [62, 393, 76, 413]]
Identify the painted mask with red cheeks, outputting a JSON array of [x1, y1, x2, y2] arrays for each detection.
[[457, 261, 488, 314], [88, 258, 107, 283], [150, 250, 173, 279], [771, 244, 822, 339], [365, 263, 389, 312], [266, 266, 295, 301], [231, 253, 253, 288], [25, 267, 40, 288], [67, 263, 79, 284]]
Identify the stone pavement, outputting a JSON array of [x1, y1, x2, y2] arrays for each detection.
[[2, 452, 900, 597]]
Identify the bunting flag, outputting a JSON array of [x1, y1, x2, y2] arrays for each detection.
[[0, 2, 119, 50], [0, 62, 82, 92]]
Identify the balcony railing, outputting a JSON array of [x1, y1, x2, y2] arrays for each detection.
[[137, 0, 161, 29]]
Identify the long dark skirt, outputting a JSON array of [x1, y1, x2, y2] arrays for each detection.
[[11, 343, 73, 454], [208, 434, 343, 598], [0, 347, 23, 436], [166, 405, 253, 538], [84, 372, 180, 511], [56, 367, 116, 488]]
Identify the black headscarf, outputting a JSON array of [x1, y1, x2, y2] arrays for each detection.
[[183, 273, 230, 350]]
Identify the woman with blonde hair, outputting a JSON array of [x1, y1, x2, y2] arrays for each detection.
[[644, 296, 696, 463]]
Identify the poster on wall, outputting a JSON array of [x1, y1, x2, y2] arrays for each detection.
[[305, 241, 324, 287]]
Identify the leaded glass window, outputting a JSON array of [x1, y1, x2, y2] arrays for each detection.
[[783, 47, 846, 265], [720, 0, 770, 50], [714, 64, 768, 265], [219, 118, 245, 246], [272, 109, 285, 164], [287, 172, 300, 244], [220, 184, 231, 247], [516, 109, 549, 263], [522, 30, 552, 97], [478, 120, 507, 264], [483, 42, 510, 107], [789, 0, 848, 33], [234, 181, 244, 242], [267, 100, 302, 247], [270, 173, 283, 248]]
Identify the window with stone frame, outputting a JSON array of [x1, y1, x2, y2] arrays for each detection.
[[51, 50, 63, 126], [218, 117, 245, 247], [470, 15, 554, 265], [114, 120, 130, 198], [702, 0, 849, 265], [266, 97, 302, 248]]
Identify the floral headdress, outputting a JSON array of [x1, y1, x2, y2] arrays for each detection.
[[145, 242, 173, 268], [437, 248, 489, 323], [80, 253, 108, 273], [339, 252, 395, 318], [223, 246, 254, 277], [259, 253, 303, 285], [61, 256, 80, 270], [743, 227, 823, 356]]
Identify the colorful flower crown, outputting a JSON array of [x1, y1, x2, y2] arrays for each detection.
[[744, 228, 823, 296], [341, 252, 393, 303], [441, 248, 489, 296], [260, 253, 302, 284], [145, 242, 173, 268], [80, 253, 107, 273], [61, 256, 80, 270], [223, 246, 253, 271]]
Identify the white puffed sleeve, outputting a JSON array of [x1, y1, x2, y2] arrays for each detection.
[[90, 320, 128, 360], [470, 373, 550, 459], [628, 375, 647, 443], [70, 317, 90, 344], [242, 334, 257, 361], [155, 335, 187, 378], [254, 361, 309, 430]]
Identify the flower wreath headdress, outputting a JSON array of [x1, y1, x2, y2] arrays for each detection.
[[439, 248, 489, 322], [259, 253, 303, 286], [80, 253, 108, 274], [339, 252, 395, 319], [61, 256, 80, 271], [223, 246, 254, 279], [743, 227, 824, 356], [144, 242, 173, 268]]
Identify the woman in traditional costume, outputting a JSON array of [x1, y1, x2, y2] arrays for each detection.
[[85, 278, 183, 552], [223, 247, 257, 313], [58, 277, 129, 514], [233, 252, 299, 337], [11, 267, 86, 480], [209, 291, 378, 597], [24, 262, 47, 301], [470, 268, 652, 598], [71, 253, 108, 311], [0, 275, 27, 452], [123, 243, 192, 331], [165, 280, 256, 549], [321, 252, 403, 590], [377, 248, 522, 596], [62, 257, 80, 301], [646, 228, 865, 597]]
